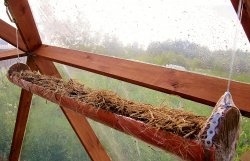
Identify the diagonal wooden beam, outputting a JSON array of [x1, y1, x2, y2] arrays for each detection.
[[0, 19, 27, 51], [61, 108, 111, 161], [9, 57, 34, 161], [7, 0, 42, 51], [231, 0, 250, 41], [35, 45, 250, 117], [6, 1, 110, 160], [31, 56, 111, 161], [0, 49, 26, 61]]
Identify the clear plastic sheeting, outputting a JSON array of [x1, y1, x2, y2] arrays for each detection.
[[56, 64, 250, 161], [0, 39, 14, 51], [28, 0, 250, 83], [0, 39, 26, 71], [0, 72, 19, 161], [20, 97, 91, 161], [0, 0, 16, 27], [0, 57, 25, 160], [56, 64, 211, 161], [87, 119, 182, 161]]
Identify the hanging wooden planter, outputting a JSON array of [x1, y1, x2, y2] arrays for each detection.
[[7, 63, 241, 161]]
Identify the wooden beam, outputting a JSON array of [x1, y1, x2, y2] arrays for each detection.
[[9, 57, 34, 161], [35, 45, 250, 117], [6, 1, 110, 160], [0, 49, 26, 61], [31, 56, 111, 161], [62, 108, 112, 161], [0, 19, 27, 51], [7, 0, 42, 51], [231, 0, 250, 41]]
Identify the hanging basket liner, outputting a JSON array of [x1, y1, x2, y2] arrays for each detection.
[[7, 63, 240, 161], [199, 92, 241, 161]]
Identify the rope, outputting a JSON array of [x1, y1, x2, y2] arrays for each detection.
[[4, 0, 20, 63], [226, 0, 244, 92]]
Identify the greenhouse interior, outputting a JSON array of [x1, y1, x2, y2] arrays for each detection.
[[0, 0, 250, 161]]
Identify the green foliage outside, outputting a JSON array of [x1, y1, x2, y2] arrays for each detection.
[[0, 39, 250, 161]]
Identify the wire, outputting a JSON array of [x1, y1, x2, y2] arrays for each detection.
[[5, 1, 20, 63], [226, 0, 244, 92], [15, 27, 20, 63]]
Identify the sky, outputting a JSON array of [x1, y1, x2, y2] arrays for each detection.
[[0, 0, 249, 51]]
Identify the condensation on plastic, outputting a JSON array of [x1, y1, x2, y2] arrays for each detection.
[[19, 97, 92, 161], [87, 118, 182, 161], [0, 69, 20, 160], [0, 39, 25, 160], [28, 0, 250, 83], [0, 0, 16, 27], [55, 64, 212, 161]]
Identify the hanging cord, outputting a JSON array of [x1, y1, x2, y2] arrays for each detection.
[[226, 0, 244, 92], [4, 0, 14, 23], [15, 26, 20, 63], [4, 0, 20, 63]]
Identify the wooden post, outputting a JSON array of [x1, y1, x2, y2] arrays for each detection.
[[8, 57, 34, 161], [5, 0, 111, 160]]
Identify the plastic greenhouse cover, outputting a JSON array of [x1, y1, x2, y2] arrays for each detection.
[[1, 0, 249, 160], [19, 96, 92, 161], [0, 0, 16, 27], [0, 40, 25, 160], [28, 0, 250, 83], [55, 64, 210, 161]]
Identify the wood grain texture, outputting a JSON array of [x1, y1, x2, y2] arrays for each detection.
[[35, 45, 250, 117], [231, 0, 250, 41], [0, 19, 27, 51], [0, 49, 26, 61], [61, 108, 112, 161], [32, 56, 111, 161], [9, 57, 33, 161], [7, 0, 42, 51], [7, 72, 213, 161]]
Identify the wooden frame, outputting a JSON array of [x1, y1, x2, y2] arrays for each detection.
[[231, 0, 250, 41], [5, 0, 110, 161], [0, 19, 26, 51], [0, 0, 249, 161], [35, 45, 250, 117], [0, 49, 26, 61]]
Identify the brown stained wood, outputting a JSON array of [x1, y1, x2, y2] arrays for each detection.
[[7, 0, 42, 51], [6, 0, 110, 160], [9, 58, 33, 161], [32, 56, 111, 161], [35, 45, 250, 117], [62, 108, 111, 161], [0, 49, 26, 61], [7, 71, 212, 161], [231, 0, 250, 41], [9, 90, 32, 161], [0, 19, 27, 51]]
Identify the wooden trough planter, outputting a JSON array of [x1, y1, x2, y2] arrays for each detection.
[[7, 63, 241, 161]]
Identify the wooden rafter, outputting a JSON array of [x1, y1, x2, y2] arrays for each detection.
[[7, 0, 41, 51], [4, 0, 111, 160], [0, 49, 26, 61], [9, 57, 34, 161], [231, 0, 250, 41], [32, 56, 111, 161], [4, 1, 42, 160], [0, 19, 26, 51], [35, 45, 250, 117], [0, 0, 249, 160]]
